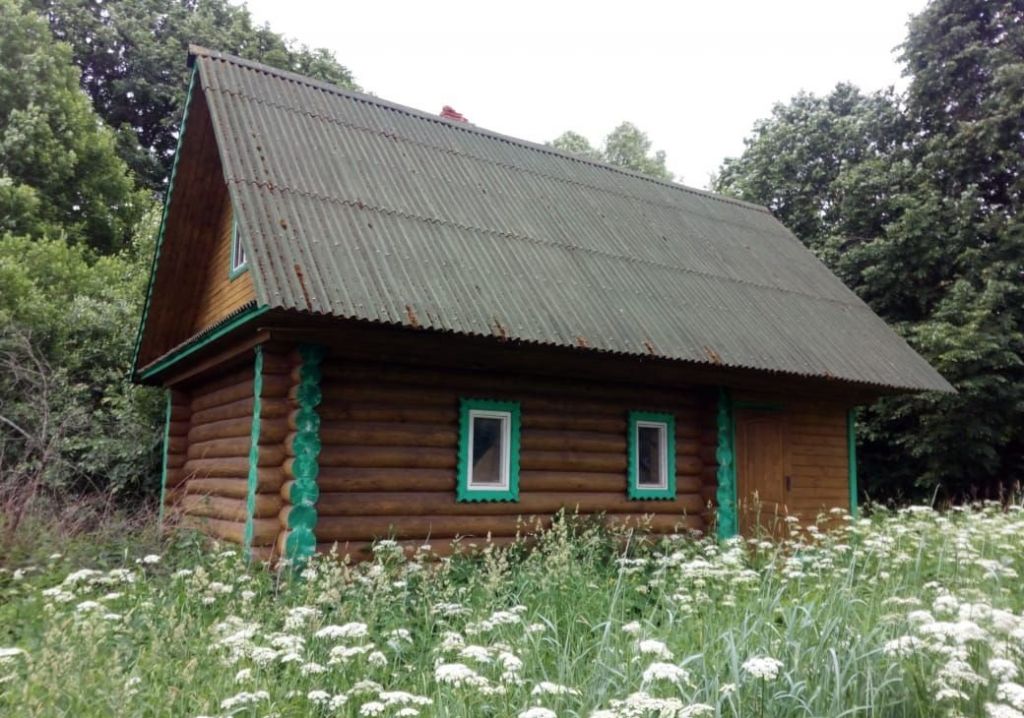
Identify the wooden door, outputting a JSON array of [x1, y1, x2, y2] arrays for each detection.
[[735, 409, 790, 537]]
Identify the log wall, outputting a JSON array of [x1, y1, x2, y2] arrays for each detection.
[[291, 358, 716, 558], [169, 352, 292, 556]]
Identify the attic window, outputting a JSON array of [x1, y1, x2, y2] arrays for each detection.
[[457, 398, 520, 502], [229, 219, 247, 278], [627, 411, 676, 500]]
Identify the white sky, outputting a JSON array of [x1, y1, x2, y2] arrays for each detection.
[[242, 0, 927, 190]]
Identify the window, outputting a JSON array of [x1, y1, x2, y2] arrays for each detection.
[[627, 411, 676, 500], [229, 219, 247, 278], [457, 398, 520, 502]]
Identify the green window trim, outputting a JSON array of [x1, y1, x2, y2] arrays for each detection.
[[457, 398, 521, 503], [228, 217, 248, 280], [627, 411, 676, 500]]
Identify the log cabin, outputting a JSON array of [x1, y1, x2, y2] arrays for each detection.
[[133, 47, 953, 562]]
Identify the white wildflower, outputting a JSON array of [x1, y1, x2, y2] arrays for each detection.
[[307, 690, 331, 705], [642, 662, 690, 684], [531, 682, 580, 696], [219, 690, 269, 711], [997, 683, 1024, 711], [359, 701, 386, 716], [622, 621, 642, 635], [637, 639, 673, 660], [141, 554, 161, 564], [434, 662, 489, 688], [991, 660, 1020, 682], [742, 656, 784, 681], [316, 622, 368, 640]]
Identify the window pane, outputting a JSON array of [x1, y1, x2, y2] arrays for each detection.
[[472, 416, 504, 485], [637, 425, 664, 486]]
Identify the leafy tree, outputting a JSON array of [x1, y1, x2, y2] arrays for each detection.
[[714, 0, 1024, 500], [552, 122, 674, 181], [34, 0, 360, 190], [0, 220, 163, 497], [0, 0, 148, 252]]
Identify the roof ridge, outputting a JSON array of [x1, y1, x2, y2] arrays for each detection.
[[187, 45, 771, 216]]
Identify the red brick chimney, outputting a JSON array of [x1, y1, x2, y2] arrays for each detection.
[[440, 106, 468, 123]]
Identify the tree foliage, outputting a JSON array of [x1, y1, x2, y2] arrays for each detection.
[[0, 0, 148, 253], [552, 122, 674, 181], [33, 0, 359, 189], [715, 0, 1024, 500]]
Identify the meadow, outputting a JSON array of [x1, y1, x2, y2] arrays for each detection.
[[2, 506, 1024, 717]]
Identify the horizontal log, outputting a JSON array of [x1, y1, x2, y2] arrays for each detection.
[[189, 365, 254, 396], [165, 468, 191, 488], [169, 403, 192, 419], [677, 455, 703, 475], [190, 375, 291, 413], [521, 430, 624, 454], [167, 435, 188, 454], [321, 361, 703, 411], [191, 397, 290, 426], [179, 515, 267, 545], [250, 544, 276, 562], [166, 454, 186, 469], [168, 420, 189, 437], [188, 439, 284, 466], [186, 477, 247, 499], [519, 471, 624, 492], [181, 494, 251, 522], [522, 414, 627, 434], [314, 422, 456, 448], [184, 457, 247, 478], [261, 352, 293, 374], [283, 468, 455, 495], [189, 416, 249, 443], [313, 513, 702, 542], [315, 446, 456, 470], [191, 380, 255, 413], [520, 451, 626, 473], [309, 491, 705, 518], [313, 405, 457, 426]]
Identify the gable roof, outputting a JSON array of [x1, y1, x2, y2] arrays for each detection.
[[175, 46, 950, 393]]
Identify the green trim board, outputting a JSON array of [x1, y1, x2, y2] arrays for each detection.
[[228, 217, 249, 280], [131, 66, 199, 378], [158, 390, 173, 528], [285, 344, 326, 564], [715, 388, 738, 539], [456, 398, 521, 502], [626, 411, 676, 500], [243, 346, 264, 553], [847, 409, 858, 517], [139, 304, 270, 381]]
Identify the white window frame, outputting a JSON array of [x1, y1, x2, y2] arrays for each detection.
[[466, 409, 512, 492], [230, 220, 247, 276], [634, 420, 669, 490]]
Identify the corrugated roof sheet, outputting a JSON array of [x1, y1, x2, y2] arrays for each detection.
[[191, 47, 952, 393]]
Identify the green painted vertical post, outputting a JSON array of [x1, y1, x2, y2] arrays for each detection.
[[158, 389, 173, 529], [847, 409, 858, 517], [285, 344, 326, 565], [715, 388, 738, 539], [243, 346, 264, 554]]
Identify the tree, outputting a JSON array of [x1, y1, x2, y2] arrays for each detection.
[[551, 122, 674, 181], [34, 0, 360, 190], [713, 0, 1024, 500], [0, 0, 148, 253]]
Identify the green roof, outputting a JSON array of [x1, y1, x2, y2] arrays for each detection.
[[188, 46, 951, 393]]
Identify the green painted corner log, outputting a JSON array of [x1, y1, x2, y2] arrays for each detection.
[[715, 388, 738, 539], [285, 344, 326, 564]]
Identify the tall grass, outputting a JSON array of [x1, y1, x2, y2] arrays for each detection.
[[2, 505, 1024, 717]]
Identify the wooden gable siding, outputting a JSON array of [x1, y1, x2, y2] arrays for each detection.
[[274, 357, 717, 559], [189, 201, 256, 335], [136, 80, 256, 369]]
